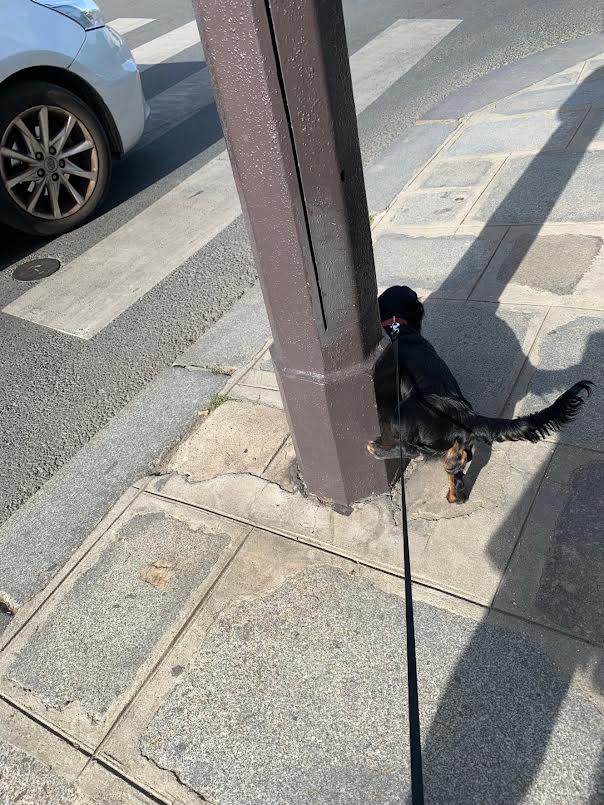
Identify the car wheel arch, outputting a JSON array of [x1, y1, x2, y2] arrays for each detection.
[[0, 65, 123, 158]]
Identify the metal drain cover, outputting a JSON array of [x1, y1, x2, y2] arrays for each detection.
[[13, 258, 61, 282]]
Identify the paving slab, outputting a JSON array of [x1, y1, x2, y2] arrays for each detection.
[[533, 66, 584, 88], [420, 300, 547, 416], [165, 399, 288, 481], [0, 494, 249, 746], [76, 762, 161, 804], [0, 699, 90, 804], [468, 150, 604, 225], [448, 109, 586, 157], [424, 33, 604, 120], [494, 445, 604, 645], [147, 407, 552, 605], [102, 530, 604, 805], [401, 439, 554, 604], [583, 56, 604, 81], [373, 230, 505, 299], [508, 307, 604, 451], [491, 76, 604, 115], [177, 283, 271, 371], [229, 383, 283, 408], [0, 366, 225, 614], [364, 121, 458, 213], [567, 106, 604, 150], [0, 486, 141, 648], [262, 437, 298, 492], [237, 367, 279, 390], [148, 469, 405, 578], [415, 156, 501, 188], [470, 225, 604, 307], [390, 187, 483, 227]]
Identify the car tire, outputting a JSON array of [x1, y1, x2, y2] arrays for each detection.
[[0, 81, 111, 237]]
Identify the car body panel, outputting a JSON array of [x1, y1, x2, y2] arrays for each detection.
[[0, 0, 145, 156], [70, 25, 146, 154], [0, 0, 85, 81]]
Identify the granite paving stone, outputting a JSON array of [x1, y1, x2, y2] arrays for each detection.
[[583, 57, 604, 81], [567, 106, 604, 150], [421, 300, 546, 416], [511, 308, 604, 450], [391, 188, 482, 227], [491, 76, 604, 115], [178, 284, 270, 371], [0, 699, 91, 804], [533, 67, 584, 87], [0, 739, 91, 805], [470, 226, 604, 306], [416, 157, 499, 188], [0, 367, 225, 614], [401, 439, 554, 604], [447, 109, 586, 157], [122, 533, 604, 805], [468, 150, 604, 224], [165, 399, 288, 481], [364, 121, 458, 213], [494, 446, 604, 645], [0, 494, 248, 740], [373, 230, 504, 299]]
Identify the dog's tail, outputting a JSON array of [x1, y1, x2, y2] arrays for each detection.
[[468, 381, 594, 444]]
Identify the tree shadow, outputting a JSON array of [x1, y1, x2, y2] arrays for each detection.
[[412, 67, 604, 802]]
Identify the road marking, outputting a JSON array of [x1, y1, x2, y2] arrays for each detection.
[[131, 20, 203, 69], [136, 69, 215, 151], [4, 18, 459, 338], [107, 18, 154, 36], [350, 18, 461, 114], [4, 154, 240, 339], [138, 19, 461, 153]]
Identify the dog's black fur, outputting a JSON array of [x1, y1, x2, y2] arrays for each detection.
[[369, 285, 594, 503]]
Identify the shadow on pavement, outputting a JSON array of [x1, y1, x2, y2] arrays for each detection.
[[0, 62, 222, 274], [417, 68, 604, 803]]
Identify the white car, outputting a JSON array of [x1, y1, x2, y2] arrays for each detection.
[[0, 0, 147, 236]]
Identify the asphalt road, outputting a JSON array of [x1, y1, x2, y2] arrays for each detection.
[[0, 0, 603, 523]]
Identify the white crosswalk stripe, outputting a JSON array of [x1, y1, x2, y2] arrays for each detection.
[[3, 18, 460, 339], [107, 18, 155, 36], [5, 154, 240, 340], [131, 20, 203, 69], [135, 70, 215, 151], [351, 18, 461, 114]]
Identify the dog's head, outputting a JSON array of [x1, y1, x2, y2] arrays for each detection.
[[378, 285, 424, 331]]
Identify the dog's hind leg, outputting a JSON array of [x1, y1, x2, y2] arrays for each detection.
[[367, 437, 419, 460], [444, 440, 471, 503]]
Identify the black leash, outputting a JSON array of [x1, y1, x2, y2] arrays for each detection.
[[392, 327, 425, 805]]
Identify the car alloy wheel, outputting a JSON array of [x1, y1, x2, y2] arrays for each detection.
[[0, 104, 99, 221]]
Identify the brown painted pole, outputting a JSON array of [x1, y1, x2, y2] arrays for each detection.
[[193, 0, 391, 505]]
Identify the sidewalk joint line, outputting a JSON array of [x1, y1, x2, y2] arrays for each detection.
[[455, 153, 511, 233], [466, 225, 511, 300], [141, 487, 604, 649], [91, 524, 255, 761], [0, 483, 150, 655]]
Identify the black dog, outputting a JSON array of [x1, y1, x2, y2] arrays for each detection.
[[368, 286, 593, 503]]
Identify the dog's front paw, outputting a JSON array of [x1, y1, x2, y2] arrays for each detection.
[[446, 489, 468, 504], [367, 440, 397, 460]]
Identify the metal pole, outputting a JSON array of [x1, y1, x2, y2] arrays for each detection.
[[193, 0, 391, 505]]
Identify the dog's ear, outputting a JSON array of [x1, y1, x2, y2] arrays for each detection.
[[408, 297, 424, 330]]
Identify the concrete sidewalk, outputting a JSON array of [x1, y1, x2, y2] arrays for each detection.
[[1, 44, 604, 805]]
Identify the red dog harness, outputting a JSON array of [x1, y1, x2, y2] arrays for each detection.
[[381, 317, 408, 328]]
